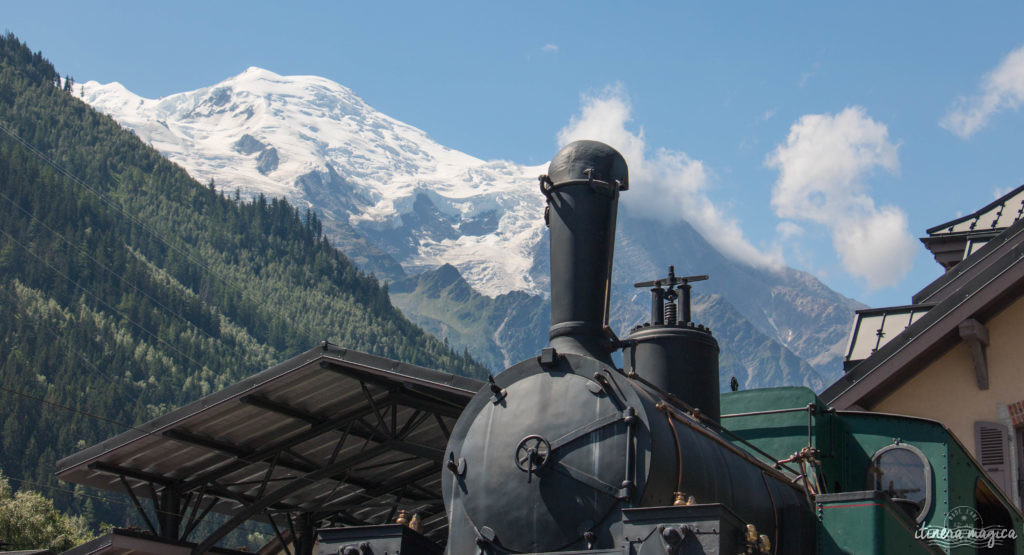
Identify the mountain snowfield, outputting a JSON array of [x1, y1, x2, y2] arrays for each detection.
[[84, 67, 547, 296], [81, 67, 863, 386]]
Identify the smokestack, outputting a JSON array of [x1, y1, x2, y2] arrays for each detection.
[[541, 140, 628, 366]]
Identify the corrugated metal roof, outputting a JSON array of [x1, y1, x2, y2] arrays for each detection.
[[56, 343, 484, 548]]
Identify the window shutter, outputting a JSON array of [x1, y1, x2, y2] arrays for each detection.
[[975, 421, 1011, 496]]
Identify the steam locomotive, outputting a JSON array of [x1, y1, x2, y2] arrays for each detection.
[[319, 141, 1022, 554]]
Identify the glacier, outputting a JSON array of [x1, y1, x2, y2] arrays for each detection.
[[81, 67, 865, 386]]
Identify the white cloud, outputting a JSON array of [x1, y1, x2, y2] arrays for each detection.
[[941, 45, 1024, 138], [558, 86, 781, 269], [767, 106, 916, 290], [542, 44, 559, 53], [832, 206, 915, 289], [776, 221, 804, 240]]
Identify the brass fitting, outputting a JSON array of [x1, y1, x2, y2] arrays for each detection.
[[672, 491, 698, 506], [395, 509, 409, 526], [744, 523, 758, 544]]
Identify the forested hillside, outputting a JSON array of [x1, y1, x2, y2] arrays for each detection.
[[0, 32, 487, 534]]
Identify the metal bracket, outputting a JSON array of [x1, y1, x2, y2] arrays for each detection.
[[476, 526, 497, 554], [488, 375, 506, 404], [539, 347, 558, 368], [446, 451, 466, 477], [538, 174, 554, 198], [959, 318, 990, 390]]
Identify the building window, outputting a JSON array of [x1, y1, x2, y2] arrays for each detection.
[[867, 443, 932, 522], [975, 421, 1012, 498]]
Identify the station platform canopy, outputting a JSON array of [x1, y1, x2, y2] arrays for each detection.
[[55, 343, 484, 553], [63, 528, 253, 555]]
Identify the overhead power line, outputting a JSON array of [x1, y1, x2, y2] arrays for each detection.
[[0, 120, 325, 343]]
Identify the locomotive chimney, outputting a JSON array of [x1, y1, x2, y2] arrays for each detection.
[[540, 140, 628, 367]]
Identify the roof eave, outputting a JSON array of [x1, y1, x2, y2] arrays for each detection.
[[925, 183, 1024, 236], [824, 241, 1024, 409]]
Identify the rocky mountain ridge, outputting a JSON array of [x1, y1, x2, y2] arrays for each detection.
[[81, 68, 864, 386]]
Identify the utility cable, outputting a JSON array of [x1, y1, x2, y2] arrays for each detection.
[[0, 380, 413, 542], [0, 384, 286, 541], [0, 116, 393, 543], [0, 120, 326, 343], [31, 317, 143, 406], [0, 185, 254, 406], [0, 467, 274, 541], [0, 384, 136, 430], [0, 228, 311, 538], [0, 188, 227, 348], [0, 224, 215, 377]]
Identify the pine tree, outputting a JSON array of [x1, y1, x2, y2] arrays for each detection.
[[0, 31, 488, 542]]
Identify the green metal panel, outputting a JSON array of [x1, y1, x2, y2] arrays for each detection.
[[721, 390, 1024, 553], [720, 387, 841, 487], [817, 491, 943, 554], [832, 412, 1023, 554], [839, 412, 950, 528], [944, 436, 1022, 554]]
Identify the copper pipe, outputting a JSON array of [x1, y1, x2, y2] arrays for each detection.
[[663, 408, 684, 494]]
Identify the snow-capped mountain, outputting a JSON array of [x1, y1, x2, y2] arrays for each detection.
[[84, 67, 546, 296], [81, 68, 863, 386]]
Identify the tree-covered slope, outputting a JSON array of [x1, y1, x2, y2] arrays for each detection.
[[0, 32, 487, 533]]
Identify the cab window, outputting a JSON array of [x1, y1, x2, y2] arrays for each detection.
[[867, 443, 932, 522]]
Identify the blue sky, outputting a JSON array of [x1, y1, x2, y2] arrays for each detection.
[[5, 1, 1024, 307]]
